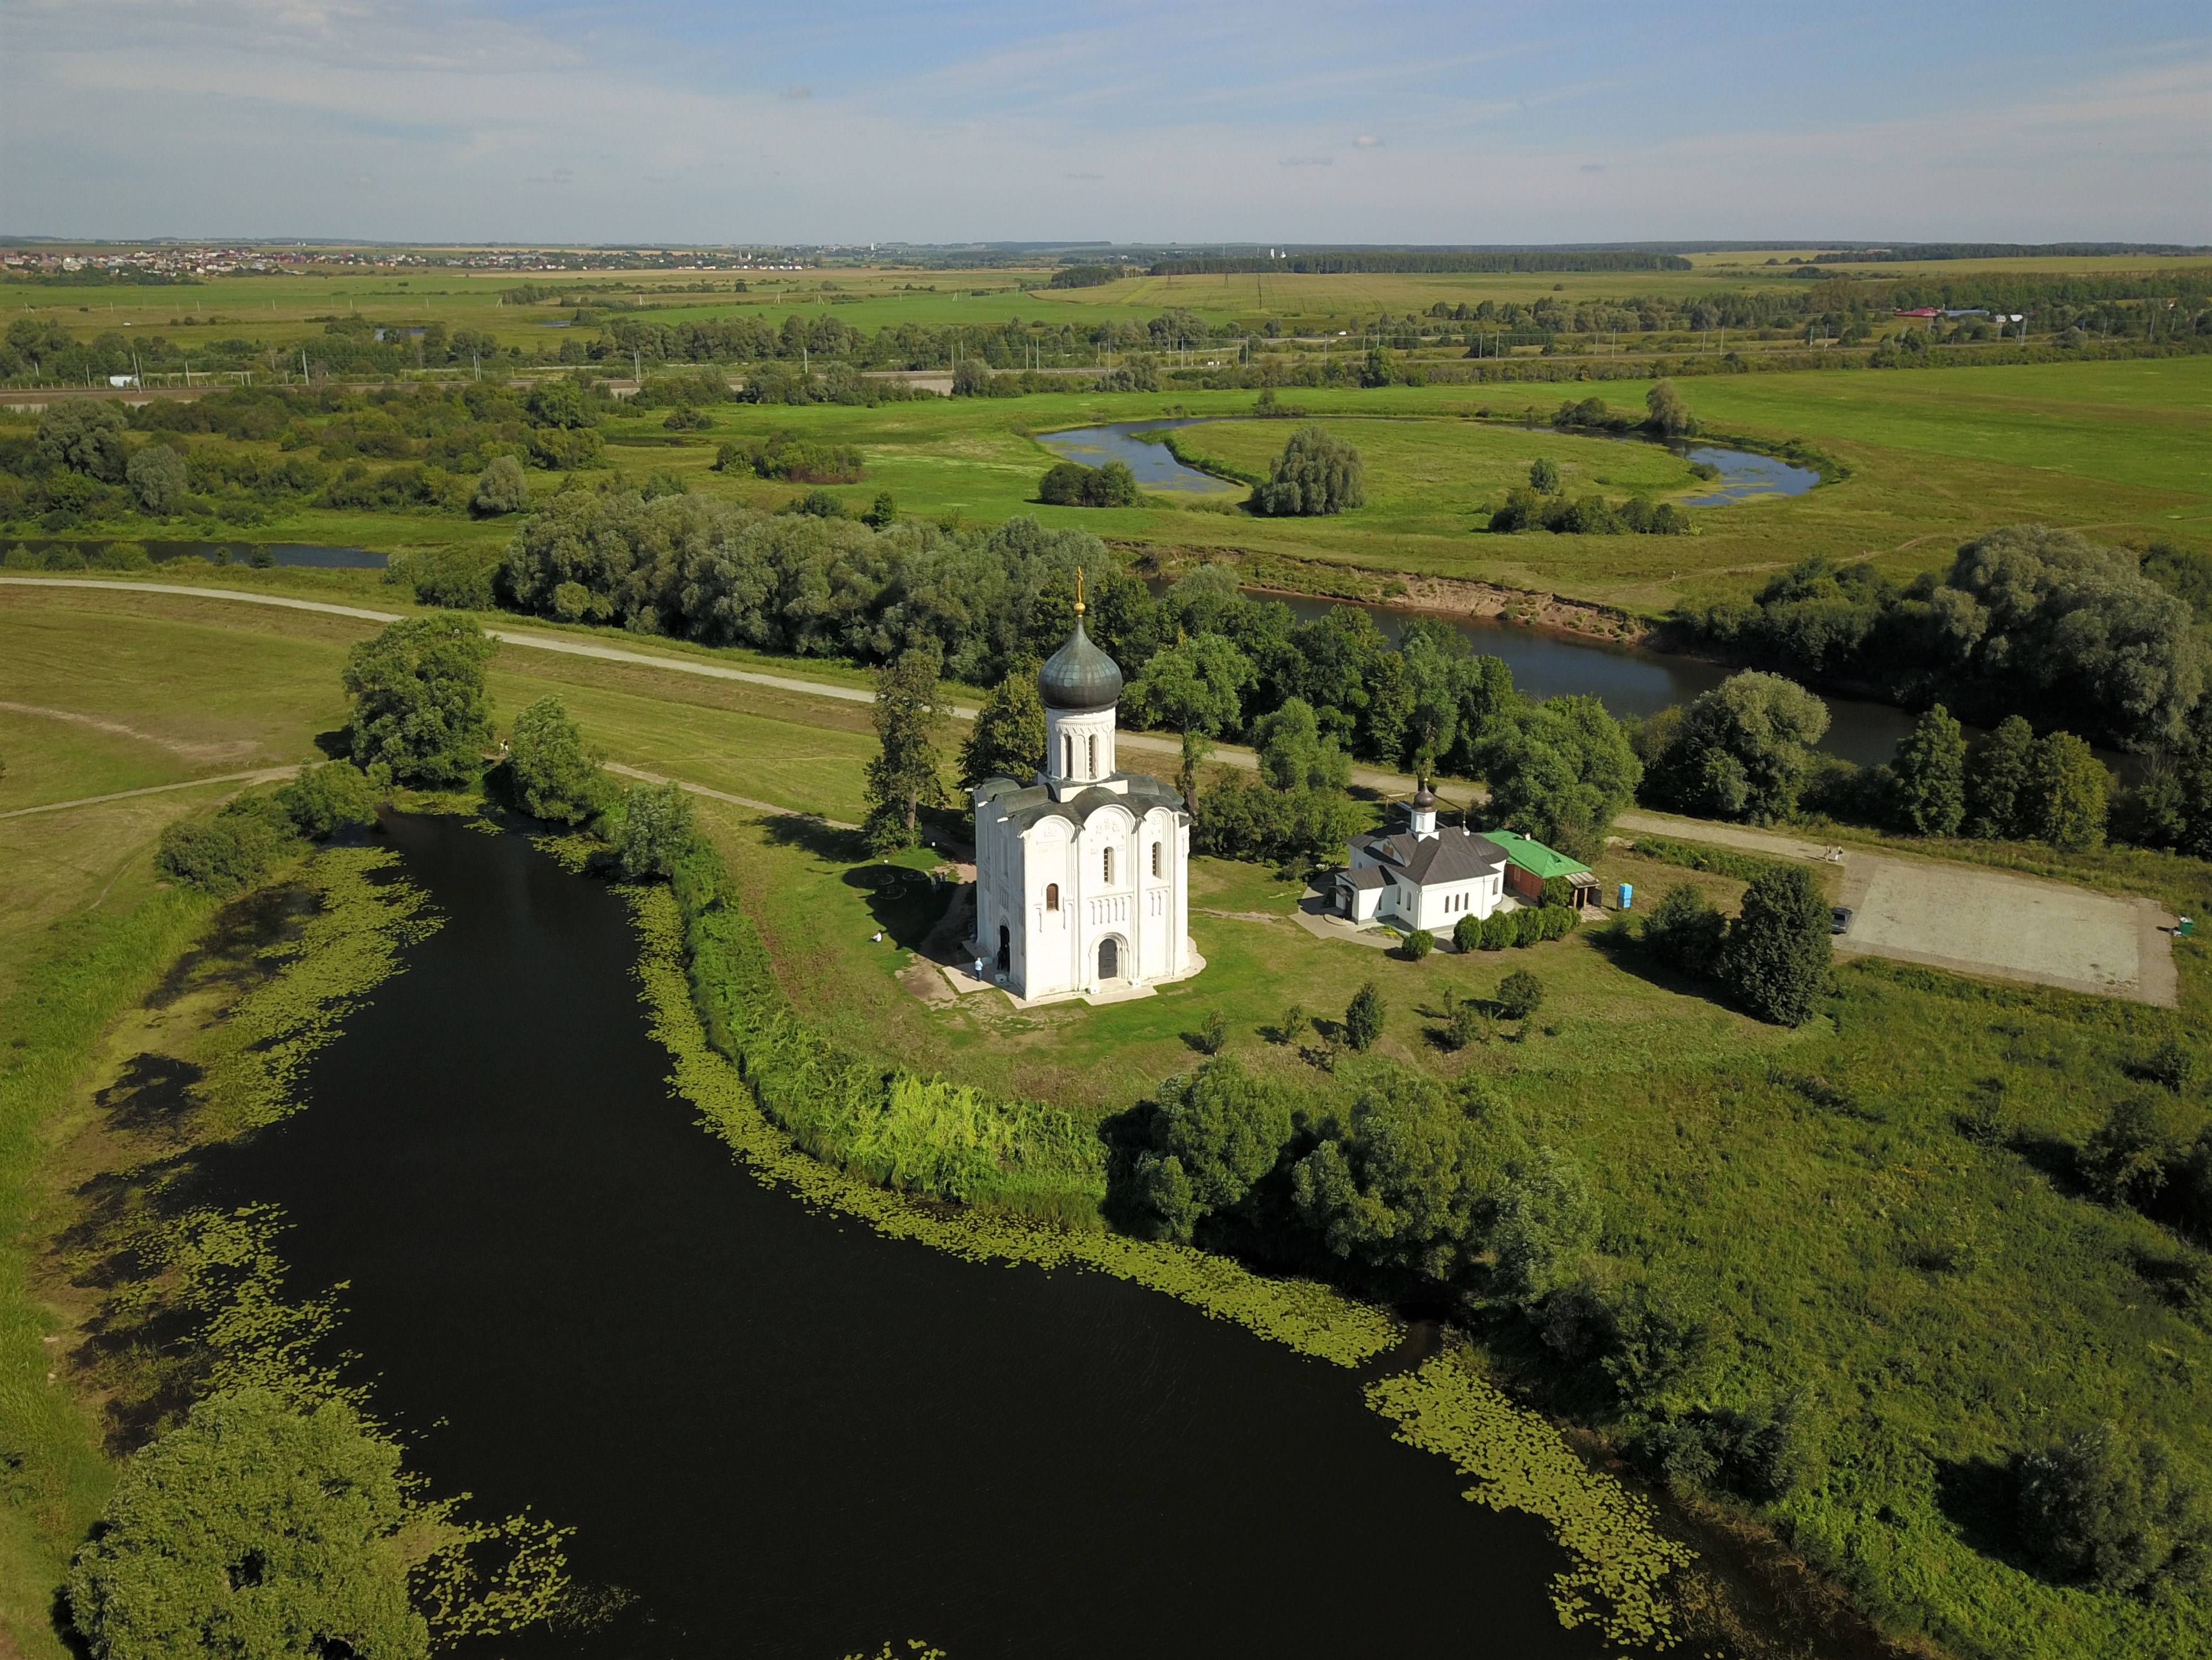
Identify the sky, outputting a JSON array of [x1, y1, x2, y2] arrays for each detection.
[[2, 0, 2207, 246]]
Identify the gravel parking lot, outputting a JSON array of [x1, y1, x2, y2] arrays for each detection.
[[1835, 857, 2177, 1006]]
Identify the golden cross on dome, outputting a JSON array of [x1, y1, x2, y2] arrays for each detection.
[[1075, 567, 1086, 616]]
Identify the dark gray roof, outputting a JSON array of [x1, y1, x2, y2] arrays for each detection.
[[976, 771, 1185, 833], [1037, 617, 1123, 713], [1341, 865, 1388, 891], [1350, 827, 1507, 886]]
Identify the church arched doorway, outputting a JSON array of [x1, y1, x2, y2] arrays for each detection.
[[1098, 936, 1119, 980], [997, 925, 1010, 972]]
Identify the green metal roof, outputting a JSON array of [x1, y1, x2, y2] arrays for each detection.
[[1480, 829, 1592, 881]]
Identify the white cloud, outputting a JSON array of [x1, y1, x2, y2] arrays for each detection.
[[1354, 134, 1382, 148]]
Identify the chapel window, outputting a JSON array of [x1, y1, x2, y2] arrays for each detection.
[[1063, 735, 1075, 777], [1150, 841, 1161, 878], [1045, 883, 1059, 911], [1103, 846, 1114, 884], [1088, 734, 1098, 776]]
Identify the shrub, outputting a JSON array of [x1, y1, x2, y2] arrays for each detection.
[[1038, 459, 1141, 508], [1404, 928, 1434, 961], [1480, 911, 1515, 951], [154, 799, 291, 894], [393, 547, 498, 610], [275, 762, 378, 840], [1643, 883, 1726, 977], [2015, 1422, 2212, 1595], [1453, 913, 1483, 953], [2082, 1092, 2183, 1209], [1194, 1009, 1229, 1055], [1497, 968, 1545, 1020], [1344, 981, 1384, 1051], [1511, 907, 1543, 947], [1528, 457, 1561, 494], [951, 359, 990, 396], [66, 1389, 430, 1660], [662, 405, 712, 431]]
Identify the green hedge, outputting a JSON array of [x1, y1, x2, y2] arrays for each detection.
[[1627, 834, 1791, 885], [674, 859, 1107, 1224]]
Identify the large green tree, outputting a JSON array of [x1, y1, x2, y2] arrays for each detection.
[[1646, 672, 1830, 824], [1289, 1067, 1506, 1284], [1133, 1057, 1296, 1242], [1964, 714, 2035, 838], [861, 645, 948, 851], [341, 616, 497, 787], [1885, 703, 1967, 837], [67, 1389, 429, 1660], [506, 697, 606, 824], [1719, 864, 1832, 1026], [1251, 697, 1350, 792], [2023, 730, 2111, 851], [1482, 694, 1642, 860], [957, 660, 1046, 792], [1125, 632, 1256, 803], [1251, 425, 1365, 516]]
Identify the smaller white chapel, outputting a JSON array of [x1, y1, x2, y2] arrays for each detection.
[[971, 598, 1197, 1002], [1337, 786, 1511, 931]]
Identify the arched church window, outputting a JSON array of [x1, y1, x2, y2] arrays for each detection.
[[1151, 840, 1161, 877], [1045, 882, 1059, 911], [1102, 846, 1114, 884], [1087, 734, 1097, 776], [1063, 735, 1074, 777]]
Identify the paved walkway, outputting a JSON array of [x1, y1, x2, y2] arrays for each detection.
[[3, 576, 2178, 1004]]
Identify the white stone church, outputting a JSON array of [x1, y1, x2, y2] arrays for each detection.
[[971, 603, 1198, 1002]]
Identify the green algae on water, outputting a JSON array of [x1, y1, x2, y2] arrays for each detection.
[[1368, 1354, 1695, 1650]]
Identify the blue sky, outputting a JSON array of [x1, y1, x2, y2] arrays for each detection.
[[2, 0, 2206, 243]]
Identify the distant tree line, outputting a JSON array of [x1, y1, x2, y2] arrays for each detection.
[[1148, 252, 1695, 275]]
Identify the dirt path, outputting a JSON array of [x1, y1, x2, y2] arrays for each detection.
[[0, 766, 299, 821], [4, 576, 2177, 1004], [0, 701, 260, 762]]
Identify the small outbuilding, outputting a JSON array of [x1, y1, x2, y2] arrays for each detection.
[[1483, 829, 1601, 911]]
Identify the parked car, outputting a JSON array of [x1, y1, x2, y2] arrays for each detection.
[[1831, 906, 1854, 936]]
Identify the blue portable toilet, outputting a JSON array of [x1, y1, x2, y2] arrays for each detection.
[[1618, 882, 1634, 911]]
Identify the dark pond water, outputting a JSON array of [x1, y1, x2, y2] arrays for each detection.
[[195, 814, 1609, 1660], [1, 537, 384, 569], [1143, 580, 1917, 770]]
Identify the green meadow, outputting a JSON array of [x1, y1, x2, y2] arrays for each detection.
[[2, 580, 2210, 1657]]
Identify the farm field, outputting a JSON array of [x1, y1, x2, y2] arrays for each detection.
[[12, 251, 2209, 364]]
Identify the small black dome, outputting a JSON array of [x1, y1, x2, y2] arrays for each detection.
[[1037, 617, 1123, 713]]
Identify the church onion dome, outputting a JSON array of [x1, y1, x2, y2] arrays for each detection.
[[1412, 783, 1437, 810], [1037, 616, 1123, 713]]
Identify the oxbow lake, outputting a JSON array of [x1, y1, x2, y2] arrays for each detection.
[[192, 812, 1615, 1660]]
